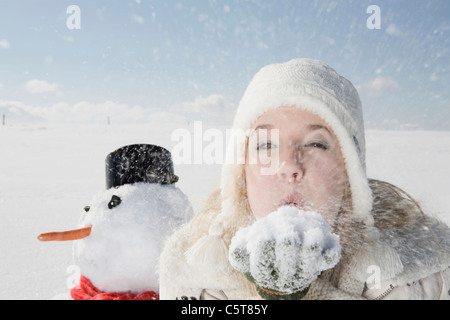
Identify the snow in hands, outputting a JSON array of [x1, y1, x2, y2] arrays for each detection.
[[229, 206, 341, 295]]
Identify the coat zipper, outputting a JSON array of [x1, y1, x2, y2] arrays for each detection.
[[373, 284, 395, 300]]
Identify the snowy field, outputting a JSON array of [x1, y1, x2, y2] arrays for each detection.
[[0, 124, 449, 300]]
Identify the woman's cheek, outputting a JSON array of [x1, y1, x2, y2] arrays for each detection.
[[247, 173, 279, 219], [304, 157, 346, 204]]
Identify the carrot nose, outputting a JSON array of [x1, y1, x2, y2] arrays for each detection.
[[38, 226, 92, 241]]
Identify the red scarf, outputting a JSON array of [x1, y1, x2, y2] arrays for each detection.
[[70, 275, 159, 300]]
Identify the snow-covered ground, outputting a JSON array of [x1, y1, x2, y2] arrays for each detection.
[[0, 124, 449, 299]]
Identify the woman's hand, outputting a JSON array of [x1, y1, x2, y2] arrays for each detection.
[[229, 206, 341, 300]]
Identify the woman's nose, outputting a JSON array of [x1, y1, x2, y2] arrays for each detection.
[[277, 151, 303, 182]]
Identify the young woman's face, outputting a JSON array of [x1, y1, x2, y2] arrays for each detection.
[[245, 106, 348, 225]]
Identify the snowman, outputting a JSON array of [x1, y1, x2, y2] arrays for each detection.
[[38, 144, 193, 300]]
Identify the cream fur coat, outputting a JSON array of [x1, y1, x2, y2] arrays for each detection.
[[158, 180, 450, 300]]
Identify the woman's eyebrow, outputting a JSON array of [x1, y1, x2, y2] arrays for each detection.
[[253, 124, 274, 131], [307, 124, 332, 135]]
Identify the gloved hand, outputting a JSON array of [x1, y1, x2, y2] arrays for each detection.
[[229, 206, 341, 300]]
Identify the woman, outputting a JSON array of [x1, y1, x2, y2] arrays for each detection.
[[158, 58, 450, 299]]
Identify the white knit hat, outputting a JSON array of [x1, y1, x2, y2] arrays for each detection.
[[226, 58, 372, 223], [186, 58, 374, 274]]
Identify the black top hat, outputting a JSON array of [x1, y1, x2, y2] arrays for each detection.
[[105, 144, 179, 189]]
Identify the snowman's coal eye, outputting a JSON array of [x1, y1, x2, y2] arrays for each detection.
[[108, 195, 122, 209], [84, 206, 90, 213]]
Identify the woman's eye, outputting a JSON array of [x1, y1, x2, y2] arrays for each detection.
[[257, 142, 276, 150], [305, 142, 329, 150]]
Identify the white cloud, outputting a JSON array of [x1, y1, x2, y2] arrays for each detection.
[[0, 100, 147, 124], [148, 112, 188, 126], [60, 35, 75, 43], [182, 94, 235, 123], [385, 24, 404, 37], [363, 77, 400, 97], [70, 101, 145, 123], [0, 94, 236, 125], [0, 39, 10, 49], [132, 14, 145, 24], [25, 79, 59, 94], [382, 119, 421, 130], [44, 56, 54, 65]]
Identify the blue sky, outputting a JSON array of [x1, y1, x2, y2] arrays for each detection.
[[0, 0, 448, 129]]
